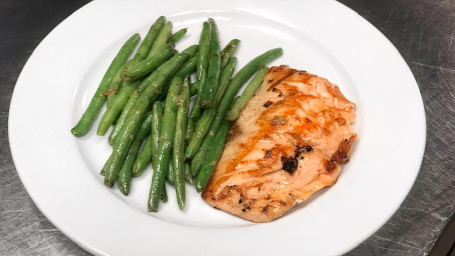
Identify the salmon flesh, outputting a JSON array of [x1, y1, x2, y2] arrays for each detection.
[[202, 65, 357, 222]]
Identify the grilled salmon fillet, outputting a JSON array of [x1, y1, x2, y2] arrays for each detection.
[[201, 65, 357, 222]]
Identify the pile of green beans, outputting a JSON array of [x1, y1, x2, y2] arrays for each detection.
[[71, 16, 282, 212]]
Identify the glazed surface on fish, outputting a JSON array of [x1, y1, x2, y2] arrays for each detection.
[[201, 65, 357, 222]]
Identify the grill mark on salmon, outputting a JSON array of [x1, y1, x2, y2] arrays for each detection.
[[202, 65, 357, 222], [267, 69, 296, 91]]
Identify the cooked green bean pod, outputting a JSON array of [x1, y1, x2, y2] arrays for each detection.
[[71, 33, 140, 137], [195, 120, 230, 192], [132, 135, 152, 177], [200, 19, 221, 108], [157, 45, 198, 100], [103, 53, 189, 187], [226, 66, 268, 121], [167, 160, 175, 185], [150, 101, 164, 165], [148, 21, 173, 58], [173, 77, 189, 210], [170, 28, 187, 43], [107, 60, 132, 107], [187, 22, 212, 140], [184, 163, 194, 185], [184, 108, 215, 160], [134, 16, 166, 63], [108, 89, 138, 145], [118, 111, 153, 195], [97, 80, 140, 136], [110, 51, 189, 144], [147, 77, 182, 212], [174, 55, 197, 79], [220, 39, 240, 70], [108, 17, 165, 107], [121, 46, 174, 82], [190, 81, 199, 97], [213, 57, 237, 107]]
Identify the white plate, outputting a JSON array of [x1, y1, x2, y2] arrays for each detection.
[[9, 0, 426, 255]]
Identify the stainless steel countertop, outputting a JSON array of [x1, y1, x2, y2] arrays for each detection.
[[1, 0, 454, 255]]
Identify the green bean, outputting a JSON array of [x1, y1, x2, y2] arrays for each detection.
[[190, 48, 283, 175], [108, 17, 165, 108], [149, 102, 173, 196], [119, 140, 144, 187], [190, 81, 199, 96], [173, 77, 189, 210], [148, 77, 182, 212], [156, 45, 198, 101], [185, 108, 215, 160], [110, 52, 189, 144], [195, 120, 230, 192], [161, 184, 168, 203], [103, 53, 189, 187], [189, 133, 207, 177], [200, 19, 221, 108], [185, 121, 195, 144], [71, 33, 140, 137], [188, 72, 205, 134], [186, 75, 204, 142], [184, 163, 194, 185], [108, 90, 139, 145], [134, 16, 166, 63], [100, 161, 107, 176], [121, 46, 174, 82], [97, 80, 140, 136], [150, 101, 163, 162], [171, 28, 187, 43], [226, 66, 268, 121], [148, 21, 173, 58], [185, 41, 228, 144], [109, 14, 164, 111], [107, 60, 132, 107], [103, 110, 144, 187], [118, 111, 153, 195], [229, 96, 240, 112], [220, 39, 240, 70], [132, 135, 152, 177], [187, 22, 212, 140], [167, 160, 175, 185], [213, 57, 237, 107], [111, 16, 165, 105], [174, 55, 197, 79], [109, 72, 164, 144], [197, 22, 212, 81], [181, 44, 199, 57]]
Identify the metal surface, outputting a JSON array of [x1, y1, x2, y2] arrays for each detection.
[[1, 0, 454, 255]]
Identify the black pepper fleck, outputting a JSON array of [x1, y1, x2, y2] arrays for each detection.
[[281, 156, 298, 174], [296, 145, 313, 157], [263, 100, 273, 108]]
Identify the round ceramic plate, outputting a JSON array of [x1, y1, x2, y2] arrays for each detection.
[[9, 0, 426, 255]]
